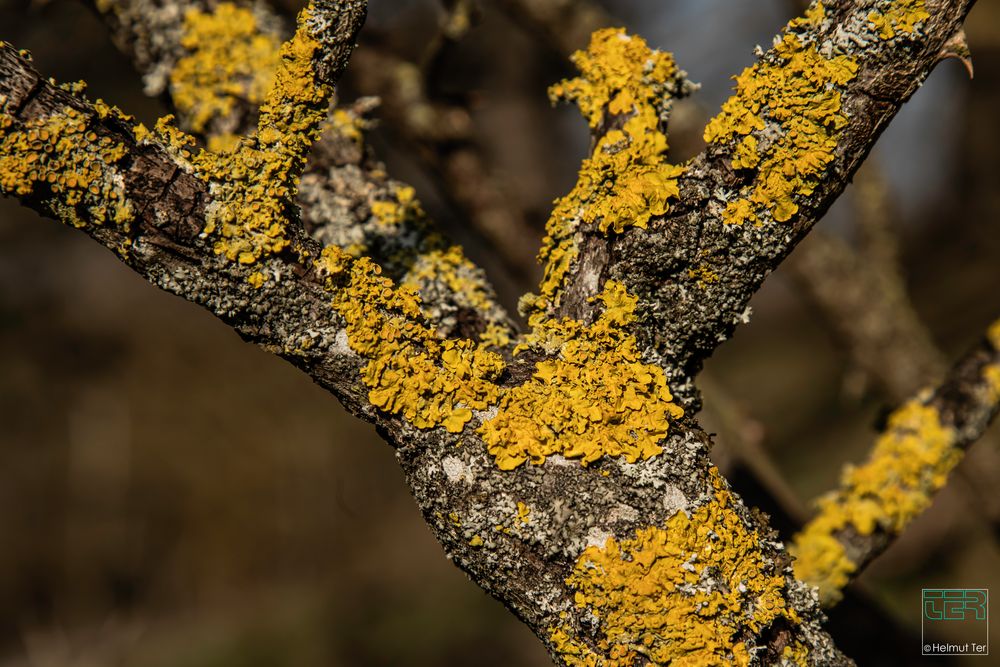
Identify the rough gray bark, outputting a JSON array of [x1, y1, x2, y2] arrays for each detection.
[[1, 0, 986, 664]]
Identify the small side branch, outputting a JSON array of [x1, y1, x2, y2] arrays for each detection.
[[790, 320, 1000, 605]]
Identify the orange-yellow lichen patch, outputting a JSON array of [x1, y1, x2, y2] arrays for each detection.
[[985, 320, 1000, 403], [479, 322, 512, 349], [355, 186, 512, 337], [371, 185, 418, 227], [790, 400, 959, 603], [206, 132, 242, 154], [984, 366, 1000, 405], [402, 244, 497, 314], [318, 245, 505, 434], [329, 108, 365, 146], [171, 3, 281, 134], [868, 0, 931, 40], [0, 105, 133, 229], [687, 265, 719, 288], [247, 271, 266, 289], [525, 28, 685, 323], [704, 11, 857, 226], [987, 318, 1000, 351], [550, 471, 802, 666], [480, 281, 684, 470], [184, 3, 332, 267]]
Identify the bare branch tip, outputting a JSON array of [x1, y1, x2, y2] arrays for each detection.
[[939, 28, 974, 79]]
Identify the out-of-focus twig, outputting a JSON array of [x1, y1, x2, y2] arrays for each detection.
[[497, 0, 612, 56], [787, 160, 944, 400], [347, 45, 542, 277], [700, 375, 809, 525], [787, 231, 944, 398], [420, 0, 479, 74]]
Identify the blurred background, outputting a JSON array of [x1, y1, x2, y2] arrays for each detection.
[[1, 0, 999, 664]]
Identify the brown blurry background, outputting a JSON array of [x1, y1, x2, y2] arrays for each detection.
[[1, 0, 999, 665]]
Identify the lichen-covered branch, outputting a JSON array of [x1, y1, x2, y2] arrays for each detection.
[[536, 0, 974, 408], [1, 2, 370, 397], [789, 320, 1000, 604], [85, 0, 286, 145], [2, 0, 987, 665], [86, 0, 516, 340], [1, 18, 852, 667], [786, 156, 1000, 593]]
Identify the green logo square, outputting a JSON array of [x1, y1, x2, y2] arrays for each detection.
[[922, 589, 989, 656]]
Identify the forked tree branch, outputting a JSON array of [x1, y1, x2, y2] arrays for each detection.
[[547, 0, 975, 408], [1, 0, 987, 664]]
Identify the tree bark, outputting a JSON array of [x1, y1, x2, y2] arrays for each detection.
[[1, 1, 986, 664]]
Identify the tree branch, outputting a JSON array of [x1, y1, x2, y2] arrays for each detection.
[[85, 0, 516, 340], [531, 0, 974, 408], [3, 0, 985, 664], [789, 320, 1000, 604], [0, 26, 851, 667]]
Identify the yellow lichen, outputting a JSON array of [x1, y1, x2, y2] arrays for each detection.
[[171, 3, 281, 134], [984, 364, 1000, 404], [313, 193, 510, 429], [790, 400, 960, 603], [480, 281, 684, 470], [206, 132, 242, 154], [687, 266, 719, 288], [402, 244, 497, 315], [704, 7, 858, 226], [479, 322, 512, 349], [320, 245, 505, 434], [0, 105, 133, 229], [988, 318, 1000, 350], [550, 470, 802, 666], [984, 358, 1000, 406], [5, 4, 512, 443], [868, 0, 931, 40], [371, 184, 418, 227], [983, 319, 1000, 399], [329, 107, 364, 145], [247, 270, 266, 288], [525, 28, 685, 323], [516, 501, 531, 524], [188, 3, 332, 265]]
